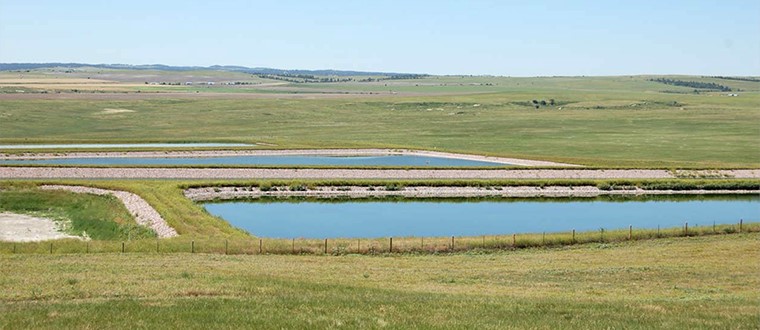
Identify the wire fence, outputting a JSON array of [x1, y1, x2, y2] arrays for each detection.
[[1, 220, 756, 256]]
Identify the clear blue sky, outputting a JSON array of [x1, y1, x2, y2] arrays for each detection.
[[1, 0, 758, 76]]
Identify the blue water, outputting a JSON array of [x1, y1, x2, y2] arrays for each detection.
[[203, 197, 760, 238], [0, 155, 506, 166], [0, 143, 252, 149]]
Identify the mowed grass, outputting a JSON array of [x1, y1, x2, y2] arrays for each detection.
[[1, 81, 759, 167], [0, 234, 758, 329]]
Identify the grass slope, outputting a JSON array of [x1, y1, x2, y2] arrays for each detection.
[[0, 234, 758, 329], [0, 186, 154, 240]]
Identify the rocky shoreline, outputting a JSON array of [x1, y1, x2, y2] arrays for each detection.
[[185, 185, 759, 201]]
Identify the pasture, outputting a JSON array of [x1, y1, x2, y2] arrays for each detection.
[[1, 234, 758, 329], [1, 74, 759, 167]]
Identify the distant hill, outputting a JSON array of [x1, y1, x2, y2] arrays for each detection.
[[0, 63, 418, 77]]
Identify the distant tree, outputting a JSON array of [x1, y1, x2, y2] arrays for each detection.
[[549, 99, 555, 106], [540, 100, 547, 106], [531, 100, 538, 104]]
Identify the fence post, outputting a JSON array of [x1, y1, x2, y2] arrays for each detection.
[[572, 229, 576, 244], [512, 233, 516, 247], [712, 221, 716, 233], [684, 222, 688, 237], [739, 219, 743, 232], [389, 237, 393, 253], [628, 225, 632, 240], [259, 239, 263, 254], [121, 242, 125, 253], [324, 239, 328, 254], [421, 237, 424, 250], [225, 240, 228, 255], [357, 239, 360, 254], [50, 242, 53, 254], [191, 240, 195, 254], [450, 236, 454, 251], [600, 228, 604, 242], [542, 232, 545, 245]]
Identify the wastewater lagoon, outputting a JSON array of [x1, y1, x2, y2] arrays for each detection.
[[0, 155, 506, 167], [203, 196, 760, 238]]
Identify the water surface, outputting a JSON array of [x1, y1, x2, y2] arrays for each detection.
[[203, 197, 759, 238], [0, 155, 506, 167]]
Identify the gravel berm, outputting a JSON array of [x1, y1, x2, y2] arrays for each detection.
[[2, 167, 759, 179]]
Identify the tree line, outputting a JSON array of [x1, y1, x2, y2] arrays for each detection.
[[649, 78, 732, 92], [706, 76, 760, 83]]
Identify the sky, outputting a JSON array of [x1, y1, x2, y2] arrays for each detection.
[[0, 0, 758, 76]]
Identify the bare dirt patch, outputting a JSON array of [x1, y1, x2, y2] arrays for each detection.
[[100, 108, 136, 114], [0, 212, 81, 242]]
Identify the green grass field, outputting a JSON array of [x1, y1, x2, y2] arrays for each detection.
[[1, 234, 758, 329], [2, 75, 759, 167]]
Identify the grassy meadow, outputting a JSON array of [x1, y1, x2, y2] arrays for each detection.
[[1, 75, 759, 167], [1, 233, 759, 329]]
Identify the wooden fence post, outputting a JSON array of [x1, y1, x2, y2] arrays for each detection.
[[628, 225, 632, 240], [50, 242, 53, 254], [684, 222, 688, 236], [121, 242, 125, 253], [225, 240, 228, 255], [450, 236, 454, 251], [389, 237, 393, 253], [739, 219, 743, 232], [259, 239, 263, 254], [572, 229, 576, 243], [324, 239, 328, 254], [191, 240, 194, 253], [512, 233, 516, 247]]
